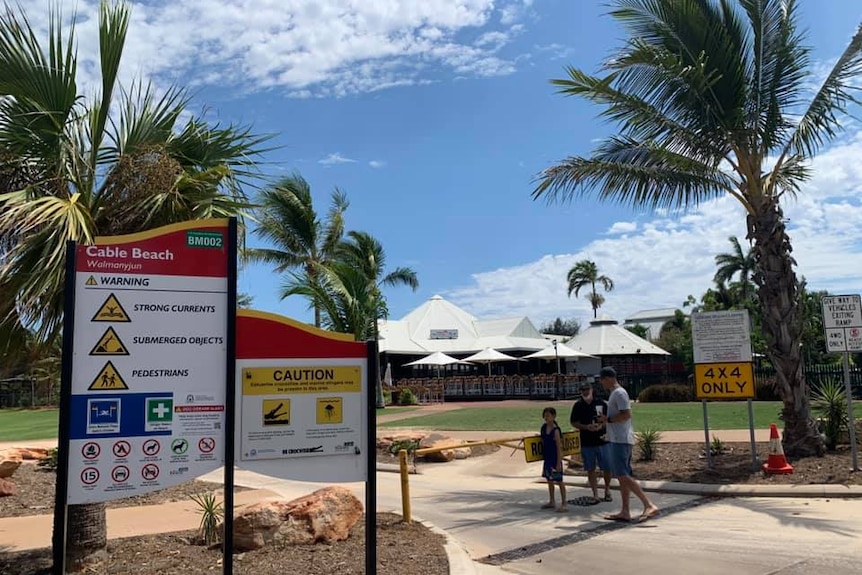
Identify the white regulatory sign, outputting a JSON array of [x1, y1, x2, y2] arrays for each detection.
[[822, 295, 862, 353], [691, 310, 752, 364]]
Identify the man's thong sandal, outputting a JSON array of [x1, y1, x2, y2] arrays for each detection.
[[603, 493, 613, 502], [604, 514, 631, 523], [637, 509, 661, 523]]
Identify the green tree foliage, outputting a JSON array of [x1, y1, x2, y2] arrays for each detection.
[[533, 0, 862, 456], [540, 317, 581, 337], [566, 260, 614, 318]]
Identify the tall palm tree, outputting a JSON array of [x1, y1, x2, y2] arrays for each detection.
[[244, 173, 348, 328], [0, 2, 266, 568], [566, 259, 614, 318], [714, 236, 756, 303], [533, 0, 862, 456], [285, 231, 418, 407]]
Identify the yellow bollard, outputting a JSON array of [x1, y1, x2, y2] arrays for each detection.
[[399, 449, 411, 523]]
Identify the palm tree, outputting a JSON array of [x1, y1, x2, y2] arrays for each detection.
[[714, 236, 756, 304], [533, 0, 862, 456], [285, 231, 418, 407], [0, 3, 266, 568], [566, 259, 614, 318], [244, 173, 348, 328]]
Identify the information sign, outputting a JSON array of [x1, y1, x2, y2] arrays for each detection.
[[821, 295, 862, 352], [65, 220, 231, 504], [691, 310, 752, 363]]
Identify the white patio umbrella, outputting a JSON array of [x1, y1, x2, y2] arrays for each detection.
[[403, 351, 466, 366], [462, 347, 524, 376], [524, 342, 597, 360], [383, 362, 393, 387]]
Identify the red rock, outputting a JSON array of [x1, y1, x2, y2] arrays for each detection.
[[0, 457, 22, 479], [228, 486, 363, 551], [419, 434, 459, 462], [0, 478, 16, 497]]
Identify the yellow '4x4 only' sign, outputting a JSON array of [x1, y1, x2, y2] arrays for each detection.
[[694, 362, 755, 400]]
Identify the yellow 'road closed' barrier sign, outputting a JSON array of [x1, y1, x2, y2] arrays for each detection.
[[523, 431, 581, 463], [695, 362, 754, 399]]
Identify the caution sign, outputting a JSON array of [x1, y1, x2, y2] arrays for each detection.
[[694, 362, 754, 399], [243, 366, 361, 395], [523, 431, 581, 463], [89, 327, 129, 356], [316, 397, 343, 424], [88, 361, 129, 390], [85, 275, 98, 286], [262, 399, 290, 426], [92, 293, 131, 323]]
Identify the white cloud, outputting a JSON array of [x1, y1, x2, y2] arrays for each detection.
[[446, 131, 862, 328], [318, 152, 357, 165], [369, 160, 387, 169], [17, 0, 532, 97], [500, 0, 534, 25], [607, 221, 637, 235]]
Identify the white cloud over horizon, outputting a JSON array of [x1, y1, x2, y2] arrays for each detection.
[[18, 0, 535, 98], [446, 131, 862, 329], [369, 160, 387, 169]]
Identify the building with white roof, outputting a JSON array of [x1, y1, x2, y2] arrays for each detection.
[[378, 295, 548, 355], [622, 308, 683, 341]]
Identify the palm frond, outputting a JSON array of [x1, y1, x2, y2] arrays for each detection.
[[533, 136, 736, 210]]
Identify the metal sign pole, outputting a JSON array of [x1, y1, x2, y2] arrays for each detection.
[[842, 351, 859, 471], [223, 218, 238, 574], [747, 398, 758, 471], [366, 340, 379, 575], [702, 400, 713, 470]]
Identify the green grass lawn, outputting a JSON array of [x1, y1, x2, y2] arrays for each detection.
[[0, 401, 817, 440], [379, 401, 786, 432], [376, 406, 418, 415], [0, 408, 59, 442]]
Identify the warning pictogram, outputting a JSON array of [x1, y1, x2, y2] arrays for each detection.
[[112, 440, 131, 458], [82, 442, 101, 459], [142, 439, 161, 456], [141, 463, 160, 481], [198, 437, 215, 453], [91, 293, 131, 323], [89, 327, 129, 356], [85, 275, 98, 286], [262, 399, 290, 426], [316, 397, 343, 424], [88, 361, 129, 391], [111, 465, 130, 483], [81, 467, 100, 485]]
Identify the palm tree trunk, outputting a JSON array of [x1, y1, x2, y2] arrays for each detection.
[[751, 198, 824, 457], [64, 502, 107, 571]]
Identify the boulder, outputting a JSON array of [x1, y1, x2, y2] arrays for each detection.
[[0, 457, 22, 479], [229, 486, 363, 551], [0, 478, 16, 497], [419, 434, 459, 462], [377, 432, 426, 451], [0, 447, 50, 461]]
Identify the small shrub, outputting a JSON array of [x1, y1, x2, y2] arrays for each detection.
[[388, 439, 420, 456], [637, 384, 693, 403], [812, 379, 848, 451], [190, 492, 224, 546], [635, 428, 662, 461], [38, 447, 59, 472], [382, 389, 392, 406], [398, 387, 417, 406], [710, 435, 726, 456]]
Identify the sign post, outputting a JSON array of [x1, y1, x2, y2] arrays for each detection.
[[691, 310, 756, 470], [54, 219, 234, 574], [821, 294, 860, 471]]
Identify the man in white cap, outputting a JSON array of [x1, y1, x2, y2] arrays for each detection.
[[596, 366, 660, 523]]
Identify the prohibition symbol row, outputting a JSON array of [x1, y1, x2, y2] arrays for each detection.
[[82, 437, 217, 460], [79, 463, 161, 486]]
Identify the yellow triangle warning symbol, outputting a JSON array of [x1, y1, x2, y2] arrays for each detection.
[[91, 293, 131, 323], [89, 327, 129, 356], [88, 361, 129, 390], [85, 276, 98, 286]]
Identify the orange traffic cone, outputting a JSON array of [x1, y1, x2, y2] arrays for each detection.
[[762, 423, 794, 474]]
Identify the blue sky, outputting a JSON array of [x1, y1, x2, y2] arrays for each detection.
[[28, 0, 862, 330]]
